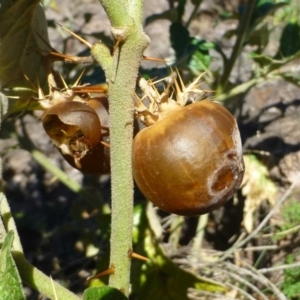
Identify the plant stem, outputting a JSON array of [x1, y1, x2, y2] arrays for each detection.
[[0, 191, 23, 252], [31, 150, 82, 193], [218, 0, 256, 93], [186, 0, 203, 28], [93, 0, 149, 295], [13, 251, 80, 300]]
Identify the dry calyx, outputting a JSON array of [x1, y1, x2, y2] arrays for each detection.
[[132, 73, 245, 216], [38, 74, 110, 174]]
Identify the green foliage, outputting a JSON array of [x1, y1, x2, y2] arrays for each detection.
[[0, 0, 52, 117], [0, 231, 25, 300], [281, 254, 300, 299], [277, 22, 300, 58], [170, 23, 191, 60], [188, 39, 215, 75], [83, 286, 127, 300], [0, 0, 50, 89], [248, 0, 288, 29], [281, 200, 300, 231], [131, 205, 225, 300], [273, 200, 300, 240]]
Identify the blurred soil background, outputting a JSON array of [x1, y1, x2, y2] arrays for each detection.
[[1, 0, 300, 299]]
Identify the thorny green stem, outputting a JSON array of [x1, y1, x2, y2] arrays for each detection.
[[94, 0, 149, 295], [13, 251, 80, 300], [218, 0, 256, 93]]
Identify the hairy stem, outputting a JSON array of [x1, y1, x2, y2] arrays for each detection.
[[93, 0, 149, 295], [13, 251, 80, 300]]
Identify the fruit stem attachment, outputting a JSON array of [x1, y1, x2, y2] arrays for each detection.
[[93, 0, 150, 295]]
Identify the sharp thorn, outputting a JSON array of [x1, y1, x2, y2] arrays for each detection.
[[143, 55, 166, 63], [175, 68, 185, 92], [72, 69, 86, 87], [36, 78, 45, 100], [24, 74, 38, 91], [57, 23, 92, 49], [112, 36, 121, 54], [128, 250, 149, 262], [72, 84, 108, 94], [86, 266, 115, 281], [58, 73, 68, 90], [100, 141, 110, 148]]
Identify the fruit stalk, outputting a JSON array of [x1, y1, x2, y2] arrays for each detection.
[[93, 0, 149, 295]]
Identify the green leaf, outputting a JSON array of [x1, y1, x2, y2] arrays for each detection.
[[0, 0, 50, 90], [83, 286, 127, 300], [188, 39, 215, 73], [0, 231, 25, 300], [170, 23, 191, 60], [249, 50, 300, 75], [0, 88, 41, 119], [276, 22, 300, 58], [131, 205, 225, 300], [280, 73, 300, 87], [247, 0, 288, 29], [281, 254, 300, 299], [247, 23, 271, 51]]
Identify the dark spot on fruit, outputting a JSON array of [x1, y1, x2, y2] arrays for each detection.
[[211, 165, 234, 192]]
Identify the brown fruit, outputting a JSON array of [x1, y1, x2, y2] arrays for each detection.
[[42, 100, 107, 174], [132, 100, 244, 216]]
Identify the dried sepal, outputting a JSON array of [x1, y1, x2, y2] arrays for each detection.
[[35, 70, 111, 174], [135, 71, 208, 127], [133, 71, 244, 216]]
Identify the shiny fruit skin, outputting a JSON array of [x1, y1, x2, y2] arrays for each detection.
[[132, 100, 244, 216], [42, 101, 102, 148], [42, 100, 106, 174]]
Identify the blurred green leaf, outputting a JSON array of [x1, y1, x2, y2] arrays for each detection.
[[131, 205, 225, 300], [281, 254, 300, 299], [83, 286, 127, 300], [247, 23, 270, 51], [249, 50, 300, 75], [188, 39, 215, 73], [276, 22, 300, 58], [282, 201, 300, 231], [0, 231, 25, 300], [246, 0, 288, 29], [280, 73, 300, 87], [0, 88, 41, 119], [170, 23, 191, 60], [0, 0, 50, 89]]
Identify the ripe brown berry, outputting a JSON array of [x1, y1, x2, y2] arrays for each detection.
[[132, 100, 244, 216], [42, 100, 107, 174]]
